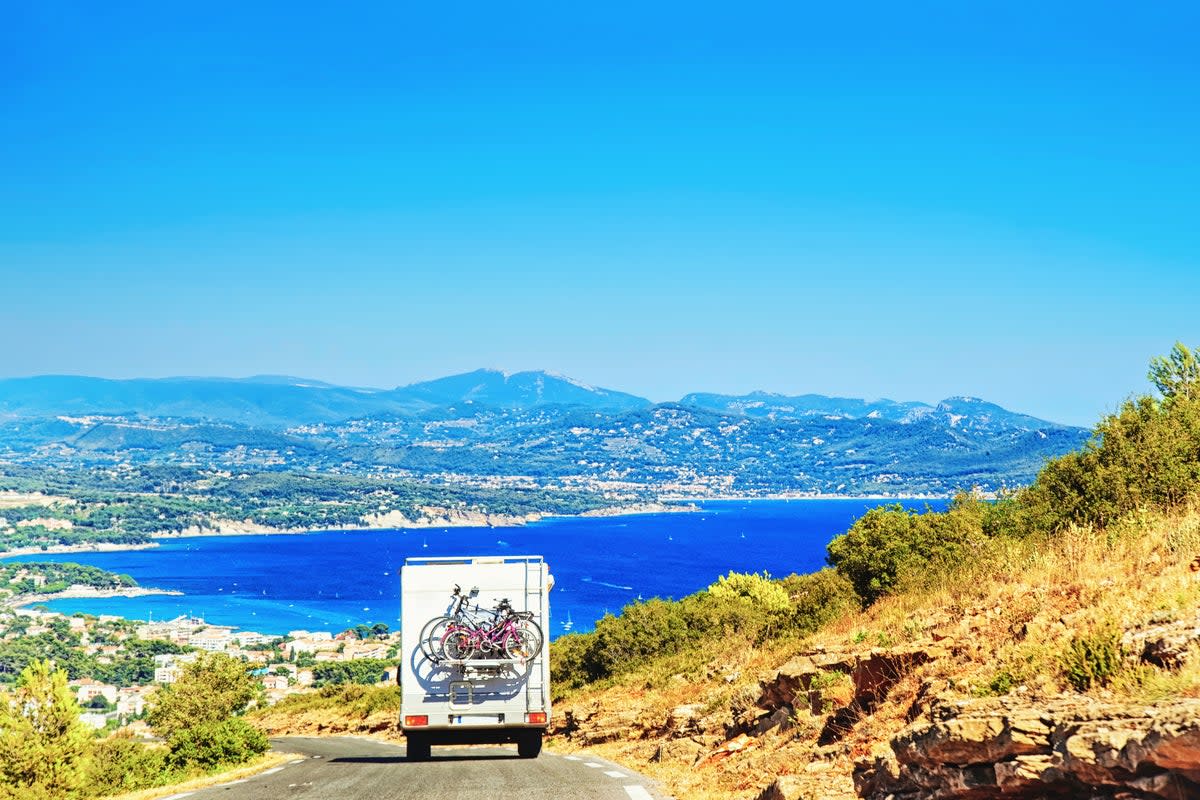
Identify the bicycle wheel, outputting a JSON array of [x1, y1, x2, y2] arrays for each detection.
[[441, 629, 477, 661], [503, 626, 540, 661], [418, 616, 454, 661], [522, 618, 545, 658]]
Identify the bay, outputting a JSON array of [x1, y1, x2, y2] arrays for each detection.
[[8, 498, 946, 638]]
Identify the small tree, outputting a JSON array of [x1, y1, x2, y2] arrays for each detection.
[[1148, 342, 1200, 401], [0, 659, 91, 800], [148, 653, 258, 738]]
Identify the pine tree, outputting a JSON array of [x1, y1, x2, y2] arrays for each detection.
[[0, 660, 91, 800]]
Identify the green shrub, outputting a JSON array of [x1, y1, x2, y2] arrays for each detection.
[[825, 347, 1200, 606], [1000, 348, 1200, 536], [984, 670, 1016, 697], [708, 571, 790, 612], [167, 717, 268, 770], [826, 494, 988, 604], [1061, 627, 1123, 692], [550, 569, 857, 690], [779, 568, 860, 630], [85, 733, 175, 795], [311, 658, 395, 688]]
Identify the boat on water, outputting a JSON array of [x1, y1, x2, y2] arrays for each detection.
[[562, 610, 574, 631]]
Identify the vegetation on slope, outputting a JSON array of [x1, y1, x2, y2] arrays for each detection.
[[0, 562, 137, 598], [0, 654, 268, 800], [548, 343, 1200, 799], [250, 684, 401, 740]]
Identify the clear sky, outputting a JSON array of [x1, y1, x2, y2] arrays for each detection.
[[3, 2, 1198, 426]]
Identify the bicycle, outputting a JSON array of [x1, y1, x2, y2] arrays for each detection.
[[416, 583, 476, 662], [418, 587, 544, 663], [441, 597, 543, 661]]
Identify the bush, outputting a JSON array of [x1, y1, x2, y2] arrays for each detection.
[[86, 732, 174, 795], [824, 348, 1200, 606], [550, 569, 857, 690], [778, 568, 860, 630], [311, 658, 395, 687], [708, 571, 790, 612], [826, 495, 988, 604], [1013, 394, 1200, 534], [1061, 627, 1123, 692], [167, 718, 268, 770]]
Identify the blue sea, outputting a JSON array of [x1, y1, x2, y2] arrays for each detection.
[[7, 499, 945, 638]]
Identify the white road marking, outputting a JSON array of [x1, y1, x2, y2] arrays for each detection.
[[220, 779, 248, 786], [261, 767, 284, 775], [606, 770, 627, 778], [585, 761, 603, 768], [288, 758, 304, 764], [161, 794, 194, 800], [624, 786, 654, 800], [563, 755, 581, 761]]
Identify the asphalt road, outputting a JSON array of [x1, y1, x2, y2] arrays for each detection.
[[165, 736, 671, 800]]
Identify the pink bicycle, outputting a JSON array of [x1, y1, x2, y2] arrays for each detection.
[[440, 597, 543, 661]]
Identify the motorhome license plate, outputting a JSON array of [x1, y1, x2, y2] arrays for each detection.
[[451, 714, 500, 725]]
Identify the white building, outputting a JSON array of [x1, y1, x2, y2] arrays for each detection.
[[189, 630, 232, 652], [154, 665, 182, 684]]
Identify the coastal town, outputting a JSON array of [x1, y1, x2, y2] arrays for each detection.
[[0, 566, 400, 734]]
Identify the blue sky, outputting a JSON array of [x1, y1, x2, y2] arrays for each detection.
[[2, 2, 1197, 426]]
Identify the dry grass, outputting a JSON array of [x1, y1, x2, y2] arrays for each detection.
[[550, 505, 1200, 800], [811, 505, 1200, 697], [250, 685, 402, 741]]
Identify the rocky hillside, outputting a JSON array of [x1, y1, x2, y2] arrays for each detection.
[[547, 505, 1200, 800]]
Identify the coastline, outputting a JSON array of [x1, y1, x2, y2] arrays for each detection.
[[3, 584, 183, 612], [670, 492, 953, 502], [0, 541, 159, 559], [0, 500, 695, 559], [0, 494, 938, 562]]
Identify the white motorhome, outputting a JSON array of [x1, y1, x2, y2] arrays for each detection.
[[400, 555, 551, 760]]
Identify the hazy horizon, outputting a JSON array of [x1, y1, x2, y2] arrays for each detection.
[[4, 3, 1198, 428], [0, 365, 1111, 427]]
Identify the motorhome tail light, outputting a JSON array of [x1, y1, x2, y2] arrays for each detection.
[[527, 711, 547, 725], [404, 715, 429, 727]]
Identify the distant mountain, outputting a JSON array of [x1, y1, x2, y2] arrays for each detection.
[[0, 370, 651, 427], [0, 375, 396, 428], [0, 371, 1090, 494], [679, 391, 1066, 432], [390, 369, 650, 412], [679, 391, 930, 423]]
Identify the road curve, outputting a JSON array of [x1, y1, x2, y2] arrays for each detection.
[[167, 736, 671, 800]]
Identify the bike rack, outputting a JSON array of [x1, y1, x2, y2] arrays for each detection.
[[439, 657, 531, 676]]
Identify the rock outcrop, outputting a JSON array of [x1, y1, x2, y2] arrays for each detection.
[[854, 696, 1200, 799], [1123, 612, 1200, 670]]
